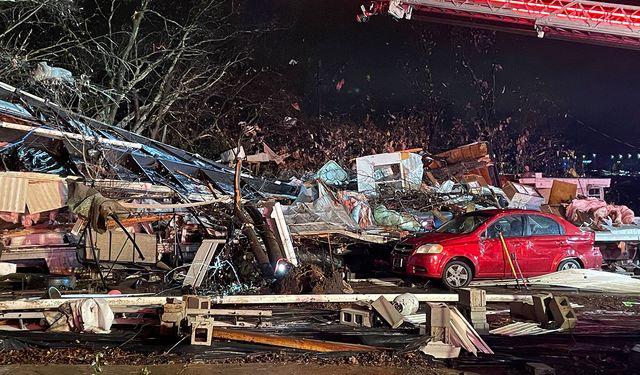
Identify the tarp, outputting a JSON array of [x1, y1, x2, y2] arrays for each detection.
[[67, 183, 125, 234]]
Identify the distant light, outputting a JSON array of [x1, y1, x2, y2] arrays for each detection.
[[593, 153, 596, 158], [619, 154, 623, 159], [629, 154, 632, 159], [582, 155, 586, 159], [611, 155, 615, 159]]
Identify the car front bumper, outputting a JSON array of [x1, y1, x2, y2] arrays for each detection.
[[392, 252, 442, 278]]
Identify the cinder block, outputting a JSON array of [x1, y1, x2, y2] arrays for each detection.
[[340, 307, 374, 327], [426, 302, 450, 328], [419, 323, 450, 342], [190, 318, 213, 346], [547, 296, 577, 330], [532, 294, 553, 323], [457, 288, 486, 308], [184, 295, 210, 311], [371, 296, 404, 329]]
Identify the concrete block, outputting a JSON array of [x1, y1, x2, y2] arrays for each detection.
[[340, 307, 374, 328], [426, 302, 450, 328], [547, 296, 577, 330], [526, 362, 556, 375], [372, 296, 404, 328], [190, 318, 213, 346], [184, 295, 210, 311], [430, 326, 451, 342], [457, 288, 486, 308], [532, 294, 553, 323]]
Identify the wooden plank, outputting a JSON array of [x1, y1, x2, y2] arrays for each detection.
[[211, 328, 379, 352], [0, 296, 169, 311], [0, 294, 534, 311]]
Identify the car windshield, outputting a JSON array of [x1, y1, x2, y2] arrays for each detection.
[[436, 213, 492, 234]]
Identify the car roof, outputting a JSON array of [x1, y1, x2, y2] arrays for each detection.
[[465, 209, 554, 216]]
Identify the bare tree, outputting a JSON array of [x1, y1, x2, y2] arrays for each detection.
[[0, 0, 252, 142]]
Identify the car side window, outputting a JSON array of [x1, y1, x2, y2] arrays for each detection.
[[486, 215, 525, 239], [527, 215, 562, 236]]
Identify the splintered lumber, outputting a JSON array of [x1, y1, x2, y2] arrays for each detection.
[[211, 328, 379, 352], [0, 294, 534, 311]]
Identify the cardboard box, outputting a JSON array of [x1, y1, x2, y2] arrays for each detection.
[[548, 180, 578, 205], [503, 181, 544, 210]]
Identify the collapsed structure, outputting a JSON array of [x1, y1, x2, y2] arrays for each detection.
[[1, 79, 638, 294], [1, 82, 640, 373]]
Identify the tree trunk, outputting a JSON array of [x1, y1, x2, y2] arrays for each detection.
[[246, 203, 284, 265], [233, 159, 273, 278]]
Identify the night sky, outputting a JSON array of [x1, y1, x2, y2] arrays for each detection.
[[250, 0, 640, 156]]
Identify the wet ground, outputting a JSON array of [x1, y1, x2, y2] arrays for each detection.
[[0, 364, 467, 375], [0, 281, 639, 374]]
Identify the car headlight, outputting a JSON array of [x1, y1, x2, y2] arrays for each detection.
[[415, 244, 443, 254]]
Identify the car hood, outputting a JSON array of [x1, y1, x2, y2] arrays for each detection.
[[400, 231, 470, 246]]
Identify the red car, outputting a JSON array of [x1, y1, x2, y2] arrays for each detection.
[[391, 209, 603, 289]]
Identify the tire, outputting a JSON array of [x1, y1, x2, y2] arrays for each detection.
[[557, 258, 581, 271], [442, 260, 473, 289]]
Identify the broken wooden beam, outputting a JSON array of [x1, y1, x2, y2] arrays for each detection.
[[211, 328, 379, 352]]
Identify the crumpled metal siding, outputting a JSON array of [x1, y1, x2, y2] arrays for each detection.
[[0, 175, 28, 212]]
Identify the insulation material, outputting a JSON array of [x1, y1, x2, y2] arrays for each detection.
[[566, 197, 634, 229]]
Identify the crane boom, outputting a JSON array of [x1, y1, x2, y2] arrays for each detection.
[[359, 0, 640, 49]]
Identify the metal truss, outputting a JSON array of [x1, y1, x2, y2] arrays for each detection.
[[363, 1, 640, 49]]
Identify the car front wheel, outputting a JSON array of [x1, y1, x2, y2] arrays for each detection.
[[442, 261, 473, 289], [557, 258, 581, 271]]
